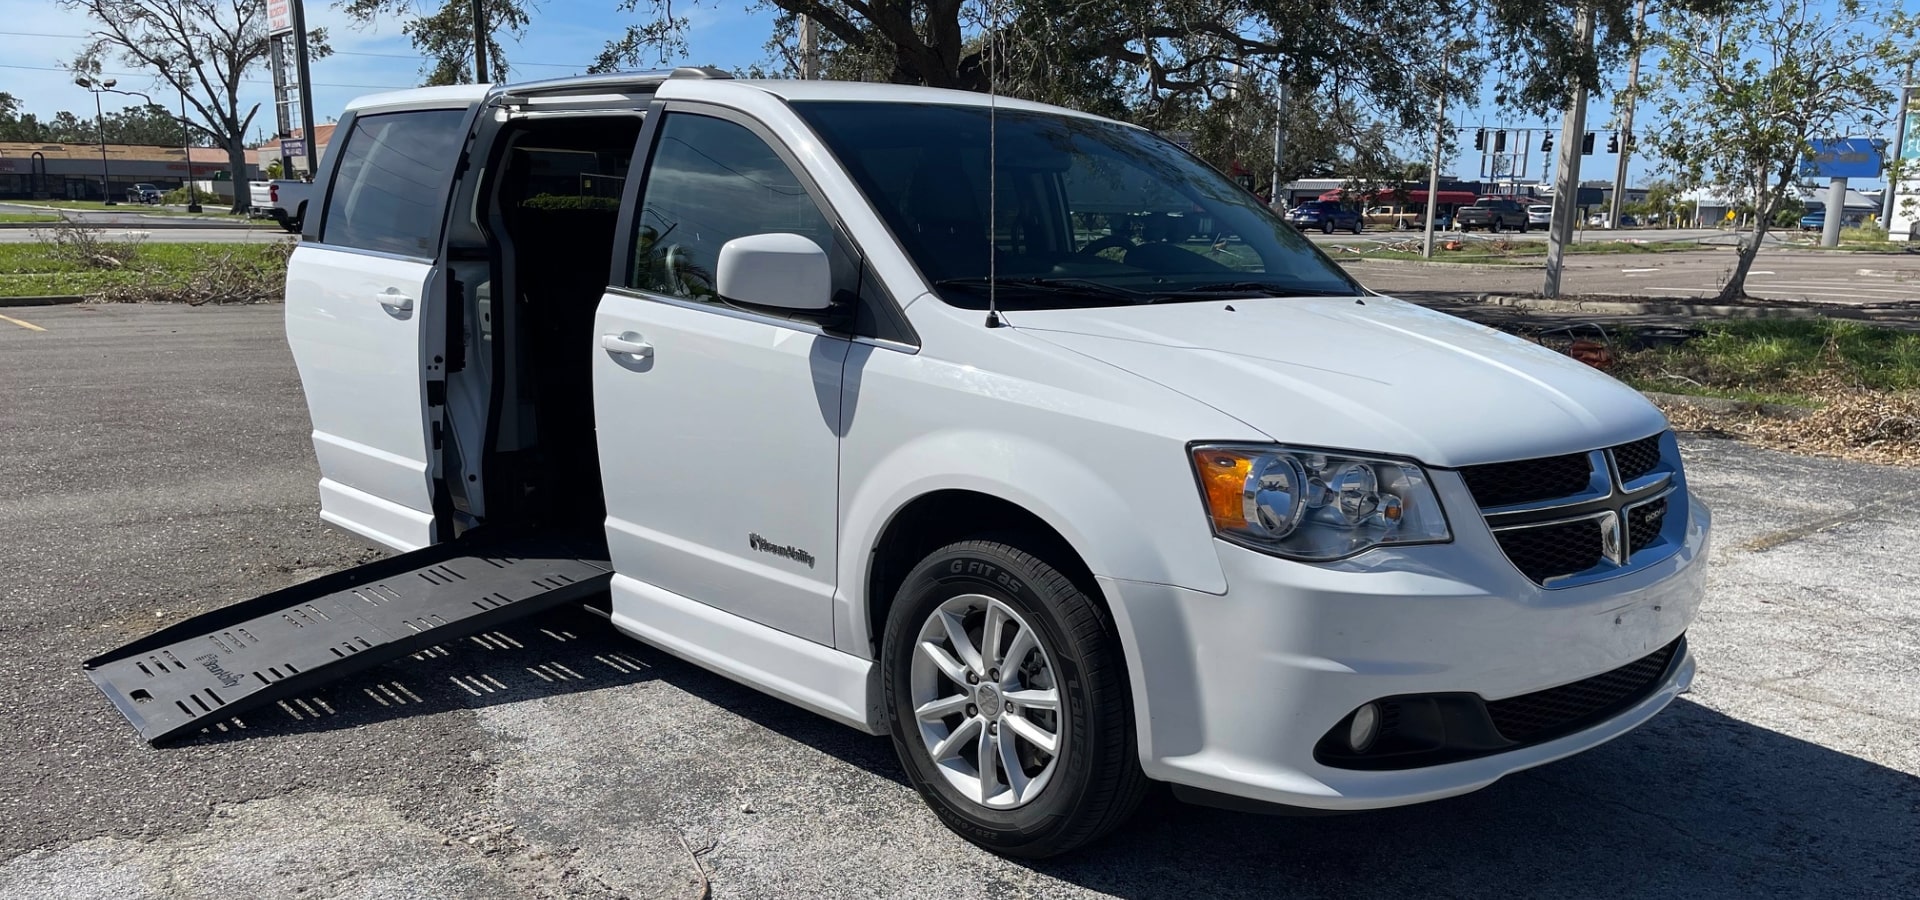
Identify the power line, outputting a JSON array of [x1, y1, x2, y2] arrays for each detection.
[[0, 29, 590, 70], [0, 62, 408, 90]]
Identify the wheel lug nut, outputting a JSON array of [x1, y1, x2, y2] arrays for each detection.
[[988, 668, 999, 681], [966, 671, 978, 684], [988, 722, 998, 734], [966, 704, 977, 717]]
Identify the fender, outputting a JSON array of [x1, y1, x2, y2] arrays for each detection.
[[833, 428, 1229, 658]]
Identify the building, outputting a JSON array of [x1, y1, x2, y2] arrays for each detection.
[[0, 142, 257, 201], [253, 123, 336, 180]]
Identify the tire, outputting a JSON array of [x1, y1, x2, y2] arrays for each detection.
[[1396, 218, 1410, 231], [1519, 219, 1530, 234], [1351, 218, 1364, 235], [881, 539, 1147, 859], [1321, 220, 1334, 234], [280, 218, 302, 234]]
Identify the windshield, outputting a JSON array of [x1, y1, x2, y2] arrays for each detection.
[[793, 102, 1363, 309]]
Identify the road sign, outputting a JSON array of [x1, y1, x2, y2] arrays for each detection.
[[267, 0, 294, 36], [1800, 138, 1882, 178], [280, 138, 306, 162]]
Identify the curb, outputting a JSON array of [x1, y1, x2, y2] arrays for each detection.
[[1338, 257, 1542, 271], [0, 219, 267, 231], [1472, 294, 1911, 320], [0, 295, 86, 308], [1639, 390, 1814, 420]]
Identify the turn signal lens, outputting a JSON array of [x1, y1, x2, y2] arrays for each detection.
[[1194, 449, 1253, 530]]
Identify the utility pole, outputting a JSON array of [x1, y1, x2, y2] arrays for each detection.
[[1608, 0, 1648, 230], [1270, 83, 1290, 209], [290, 0, 319, 179], [797, 15, 818, 79], [1883, 61, 1915, 230], [471, 0, 489, 83], [1544, 3, 1596, 298], [1423, 64, 1448, 258]]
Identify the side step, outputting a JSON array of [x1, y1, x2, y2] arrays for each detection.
[[83, 532, 612, 744]]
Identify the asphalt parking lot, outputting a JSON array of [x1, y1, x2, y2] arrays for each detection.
[[1, 304, 1916, 899]]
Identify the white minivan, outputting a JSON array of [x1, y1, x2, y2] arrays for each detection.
[[215, 70, 1711, 857]]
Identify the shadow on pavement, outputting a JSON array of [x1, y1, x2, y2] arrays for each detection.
[[167, 609, 1916, 897], [1032, 697, 1919, 897]]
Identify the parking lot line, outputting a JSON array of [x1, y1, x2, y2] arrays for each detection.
[[0, 312, 46, 332]]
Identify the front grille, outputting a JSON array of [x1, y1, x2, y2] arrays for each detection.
[[1487, 638, 1682, 742], [1459, 452, 1592, 508], [1628, 498, 1668, 552], [1494, 518, 1605, 582], [1464, 431, 1678, 586], [1612, 434, 1664, 482]]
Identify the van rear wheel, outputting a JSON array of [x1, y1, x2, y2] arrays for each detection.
[[881, 539, 1146, 858]]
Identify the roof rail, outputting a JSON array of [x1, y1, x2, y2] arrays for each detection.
[[493, 67, 733, 104]]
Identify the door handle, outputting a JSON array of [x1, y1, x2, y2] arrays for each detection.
[[601, 332, 654, 359], [374, 289, 414, 312]]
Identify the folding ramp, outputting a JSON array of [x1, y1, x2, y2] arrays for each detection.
[[83, 532, 612, 744]]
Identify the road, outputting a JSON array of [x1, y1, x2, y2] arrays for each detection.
[[0, 202, 283, 244], [0, 305, 1916, 898], [1342, 249, 1920, 306]]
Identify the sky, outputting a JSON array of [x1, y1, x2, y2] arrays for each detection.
[[0, 1, 1904, 190]]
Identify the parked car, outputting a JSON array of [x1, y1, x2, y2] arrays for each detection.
[[1365, 204, 1423, 231], [1527, 204, 1553, 227], [125, 183, 163, 204], [247, 179, 315, 233], [1799, 209, 1825, 232], [1286, 200, 1366, 234], [1453, 198, 1529, 233], [86, 71, 1710, 860]]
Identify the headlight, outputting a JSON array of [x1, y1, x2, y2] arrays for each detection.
[[1190, 444, 1450, 560]]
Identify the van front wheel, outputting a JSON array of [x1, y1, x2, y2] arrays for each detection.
[[881, 539, 1146, 858]]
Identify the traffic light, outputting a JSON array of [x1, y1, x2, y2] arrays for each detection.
[[1582, 132, 1595, 154], [1474, 128, 1487, 150], [1625, 131, 1638, 151], [1494, 130, 1508, 152], [1607, 132, 1620, 153], [1541, 133, 1553, 152]]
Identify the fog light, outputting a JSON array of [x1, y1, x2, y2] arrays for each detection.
[[1349, 703, 1381, 752]]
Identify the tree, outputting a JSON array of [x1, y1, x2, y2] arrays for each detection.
[[341, 0, 532, 85], [62, 0, 330, 212], [358, 0, 1729, 135], [1639, 0, 1919, 300]]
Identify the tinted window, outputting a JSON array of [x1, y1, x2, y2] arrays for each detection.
[[795, 102, 1360, 309], [630, 113, 838, 302], [321, 109, 468, 256]]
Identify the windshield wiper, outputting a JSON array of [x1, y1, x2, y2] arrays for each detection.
[[933, 276, 1149, 303], [1154, 281, 1363, 301]]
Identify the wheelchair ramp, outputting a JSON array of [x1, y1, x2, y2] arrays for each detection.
[[83, 532, 612, 744]]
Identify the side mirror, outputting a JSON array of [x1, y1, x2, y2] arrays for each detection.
[[715, 233, 832, 312]]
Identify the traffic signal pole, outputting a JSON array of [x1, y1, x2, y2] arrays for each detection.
[[1544, 3, 1595, 299]]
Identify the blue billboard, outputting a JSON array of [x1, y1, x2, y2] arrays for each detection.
[[1801, 138, 1884, 178]]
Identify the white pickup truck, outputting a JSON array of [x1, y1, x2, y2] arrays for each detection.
[[87, 69, 1709, 858], [247, 178, 314, 232]]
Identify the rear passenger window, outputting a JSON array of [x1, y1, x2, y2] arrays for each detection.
[[321, 109, 468, 257]]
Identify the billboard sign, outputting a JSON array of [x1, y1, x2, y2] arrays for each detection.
[[267, 0, 294, 37], [1800, 138, 1883, 178], [1903, 112, 1920, 162]]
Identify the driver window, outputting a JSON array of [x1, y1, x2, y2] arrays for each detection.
[[629, 113, 837, 302]]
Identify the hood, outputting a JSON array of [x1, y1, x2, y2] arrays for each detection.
[[1009, 295, 1667, 468]]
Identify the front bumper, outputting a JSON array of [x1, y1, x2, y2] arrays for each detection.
[[1103, 489, 1710, 811]]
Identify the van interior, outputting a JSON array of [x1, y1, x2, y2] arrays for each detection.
[[440, 112, 646, 548]]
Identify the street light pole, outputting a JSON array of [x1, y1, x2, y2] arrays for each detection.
[[77, 77, 119, 205], [158, 59, 204, 212], [1422, 61, 1448, 259]]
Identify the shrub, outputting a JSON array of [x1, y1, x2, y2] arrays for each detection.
[[520, 193, 621, 211]]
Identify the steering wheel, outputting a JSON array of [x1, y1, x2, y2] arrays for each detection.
[[1077, 234, 1135, 258]]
